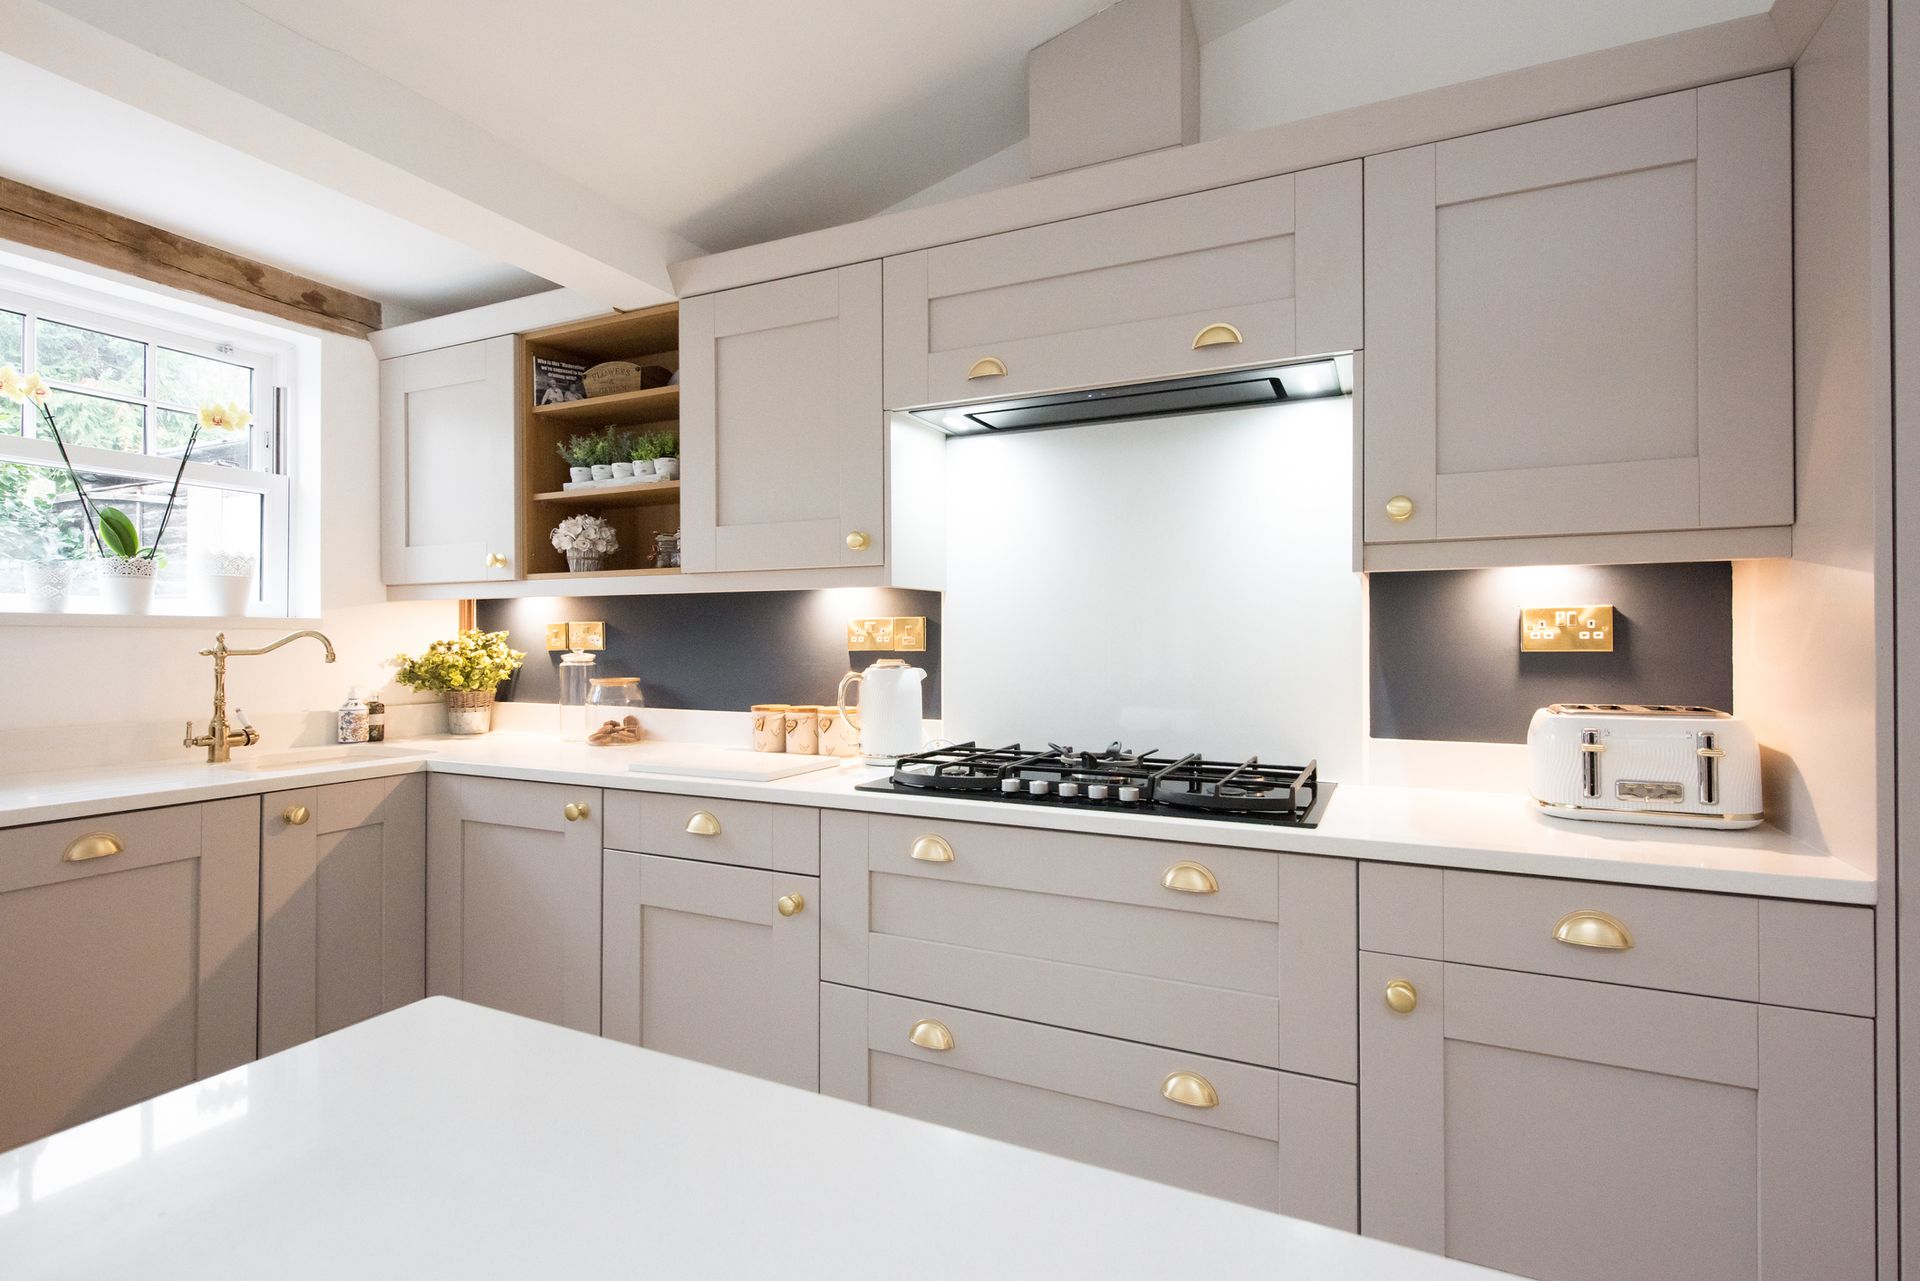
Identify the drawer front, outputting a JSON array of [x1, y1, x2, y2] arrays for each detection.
[[603, 792, 820, 874], [1360, 863, 1874, 1014], [824, 813, 1356, 1079], [823, 985, 1356, 1228], [0, 803, 203, 890]]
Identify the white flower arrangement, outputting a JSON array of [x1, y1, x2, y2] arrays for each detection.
[[550, 513, 619, 556]]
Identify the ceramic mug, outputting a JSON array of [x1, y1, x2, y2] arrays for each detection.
[[816, 705, 861, 758], [751, 704, 789, 752], [785, 706, 821, 755]]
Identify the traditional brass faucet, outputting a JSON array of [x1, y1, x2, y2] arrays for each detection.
[[185, 630, 337, 763]]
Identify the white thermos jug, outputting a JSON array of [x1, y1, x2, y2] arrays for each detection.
[[836, 659, 927, 762]]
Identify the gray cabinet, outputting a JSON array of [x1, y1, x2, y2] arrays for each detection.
[[0, 800, 259, 1151], [260, 775, 427, 1056], [602, 851, 819, 1090], [1358, 954, 1875, 1281], [677, 263, 885, 573], [380, 336, 520, 584], [883, 163, 1362, 411], [1362, 73, 1792, 564], [427, 775, 602, 1033]]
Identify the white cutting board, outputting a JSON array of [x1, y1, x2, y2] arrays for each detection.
[[623, 745, 843, 782]]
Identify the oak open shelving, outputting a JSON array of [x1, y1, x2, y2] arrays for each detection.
[[531, 479, 680, 509], [529, 385, 679, 428]]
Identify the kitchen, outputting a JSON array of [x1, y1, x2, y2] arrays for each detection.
[[0, 0, 1908, 1277]]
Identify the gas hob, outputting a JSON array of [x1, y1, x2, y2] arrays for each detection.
[[855, 742, 1333, 828]]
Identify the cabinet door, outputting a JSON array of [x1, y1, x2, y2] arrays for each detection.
[[0, 800, 258, 1152], [602, 852, 818, 1089], [260, 775, 426, 1056], [678, 263, 884, 573], [1363, 73, 1791, 546], [427, 776, 602, 1033], [380, 335, 519, 584], [1358, 955, 1875, 1281]]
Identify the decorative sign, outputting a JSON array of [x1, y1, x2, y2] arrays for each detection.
[[1521, 605, 1615, 653]]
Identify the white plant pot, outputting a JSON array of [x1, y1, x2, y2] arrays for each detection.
[[569, 466, 592, 485], [590, 464, 614, 482], [631, 459, 657, 480], [21, 560, 77, 613], [655, 457, 679, 481], [197, 552, 257, 616], [97, 557, 157, 614], [610, 461, 634, 481]]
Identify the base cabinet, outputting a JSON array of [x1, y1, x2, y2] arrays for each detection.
[[1358, 953, 1875, 1280], [822, 984, 1357, 1228], [427, 776, 603, 1033], [602, 851, 819, 1090], [0, 800, 259, 1152], [260, 776, 427, 1056]]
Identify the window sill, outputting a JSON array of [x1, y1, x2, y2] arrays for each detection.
[[0, 604, 316, 629]]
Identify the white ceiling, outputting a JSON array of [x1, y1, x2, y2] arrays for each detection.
[[0, 49, 552, 323]]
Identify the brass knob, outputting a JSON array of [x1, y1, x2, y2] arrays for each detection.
[[485, 552, 508, 569], [845, 530, 871, 551], [61, 833, 124, 863], [1191, 322, 1244, 349], [1161, 860, 1218, 894], [777, 892, 805, 917], [282, 805, 311, 827], [1385, 495, 1415, 522], [564, 801, 592, 823], [909, 834, 954, 863], [908, 1018, 954, 1051], [966, 356, 1008, 380], [1553, 910, 1634, 951], [1384, 979, 1418, 1014], [1160, 1071, 1219, 1108], [685, 810, 721, 836]]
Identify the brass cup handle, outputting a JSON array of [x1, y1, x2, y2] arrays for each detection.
[[909, 834, 954, 863], [1191, 322, 1244, 349], [1553, 910, 1634, 951], [282, 805, 311, 827], [777, 892, 805, 917], [62, 833, 124, 863], [845, 530, 871, 552], [1160, 1071, 1219, 1109], [908, 1018, 954, 1051], [685, 810, 721, 836], [1384, 979, 1419, 1014], [486, 552, 509, 569], [564, 801, 592, 823], [1161, 860, 1218, 894], [966, 356, 1008, 380], [1385, 495, 1415, 522]]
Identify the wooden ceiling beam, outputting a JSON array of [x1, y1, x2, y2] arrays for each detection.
[[0, 175, 382, 336]]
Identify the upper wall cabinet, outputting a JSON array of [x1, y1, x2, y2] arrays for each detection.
[[882, 162, 1362, 411], [1362, 73, 1792, 566], [678, 263, 886, 573], [380, 336, 520, 584]]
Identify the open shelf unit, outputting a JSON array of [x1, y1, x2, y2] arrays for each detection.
[[519, 302, 682, 580]]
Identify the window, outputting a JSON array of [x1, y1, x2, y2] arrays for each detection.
[[0, 285, 291, 614]]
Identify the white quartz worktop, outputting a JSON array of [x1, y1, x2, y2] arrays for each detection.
[[0, 733, 1875, 904], [0, 997, 1500, 1281]]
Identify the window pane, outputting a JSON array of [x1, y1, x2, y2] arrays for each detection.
[[0, 311, 20, 438], [0, 461, 88, 582], [36, 319, 145, 397], [157, 348, 251, 411], [155, 408, 253, 469], [74, 471, 263, 603], [40, 390, 142, 452]]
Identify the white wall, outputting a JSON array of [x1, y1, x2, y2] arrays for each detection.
[[940, 397, 1364, 779]]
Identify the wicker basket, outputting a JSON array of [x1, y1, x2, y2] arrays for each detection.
[[444, 688, 496, 736], [583, 361, 671, 397]]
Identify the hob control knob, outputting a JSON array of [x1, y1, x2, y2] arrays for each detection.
[[1088, 784, 1111, 800], [1057, 782, 1081, 798], [1000, 778, 1023, 793], [1028, 780, 1051, 796], [1117, 785, 1142, 803]]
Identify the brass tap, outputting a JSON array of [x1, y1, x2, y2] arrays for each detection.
[[185, 630, 337, 763]]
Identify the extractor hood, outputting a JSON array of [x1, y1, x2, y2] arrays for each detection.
[[911, 354, 1353, 436]]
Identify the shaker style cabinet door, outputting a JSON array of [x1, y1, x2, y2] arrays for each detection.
[[0, 800, 259, 1152], [427, 776, 603, 1033], [602, 851, 820, 1090], [1357, 954, 1875, 1281], [259, 775, 427, 1056], [1362, 73, 1792, 547], [380, 335, 520, 584], [677, 262, 885, 573]]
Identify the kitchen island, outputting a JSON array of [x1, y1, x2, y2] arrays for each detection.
[[0, 997, 1497, 1280]]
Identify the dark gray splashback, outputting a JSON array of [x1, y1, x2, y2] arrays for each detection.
[[1369, 563, 1733, 743], [478, 589, 941, 715]]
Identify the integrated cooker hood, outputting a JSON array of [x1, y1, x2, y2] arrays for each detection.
[[912, 354, 1353, 436]]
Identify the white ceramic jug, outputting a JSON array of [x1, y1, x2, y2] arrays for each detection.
[[836, 659, 927, 761]]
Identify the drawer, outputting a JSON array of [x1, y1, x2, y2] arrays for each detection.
[[822, 812, 1356, 1079], [1360, 863, 1874, 1015], [0, 803, 204, 890], [822, 984, 1356, 1228], [602, 792, 819, 874]]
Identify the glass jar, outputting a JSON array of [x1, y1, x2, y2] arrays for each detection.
[[587, 677, 644, 742], [557, 649, 596, 741]]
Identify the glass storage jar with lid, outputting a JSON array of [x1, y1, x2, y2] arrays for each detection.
[[588, 677, 644, 741], [558, 648, 596, 741]]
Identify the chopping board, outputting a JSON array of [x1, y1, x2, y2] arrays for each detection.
[[623, 745, 843, 782]]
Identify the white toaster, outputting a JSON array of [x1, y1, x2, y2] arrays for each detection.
[[1527, 704, 1763, 830]]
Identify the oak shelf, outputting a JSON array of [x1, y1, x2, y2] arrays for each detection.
[[531, 385, 679, 428], [525, 567, 681, 582], [532, 479, 681, 509]]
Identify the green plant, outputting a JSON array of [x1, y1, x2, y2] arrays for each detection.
[[627, 431, 661, 462], [650, 430, 678, 458], [97, 506, 162, 562], [390, 629, 526, 693], [557, 433, 596, 468]]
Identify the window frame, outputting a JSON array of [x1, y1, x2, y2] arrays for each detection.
[[0, 282, 294, 616]]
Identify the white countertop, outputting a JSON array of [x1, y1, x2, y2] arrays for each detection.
[[0, 998, 1501, 1280], [0, 733, 1876, 904]]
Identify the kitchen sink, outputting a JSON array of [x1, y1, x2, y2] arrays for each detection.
[[218, 744, 433, 772]]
